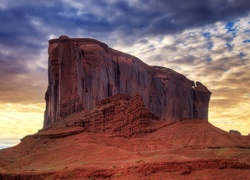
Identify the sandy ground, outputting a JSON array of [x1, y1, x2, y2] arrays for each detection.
[[0, 121, 250, 179]]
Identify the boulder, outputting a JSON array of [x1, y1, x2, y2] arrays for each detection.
[[229, 130, 241, 135], [44, 36, 211, 128]]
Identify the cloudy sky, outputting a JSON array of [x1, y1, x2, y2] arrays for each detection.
[[0, 0, 250, 148]]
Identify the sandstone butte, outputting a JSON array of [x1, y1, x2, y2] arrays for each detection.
[[1, 36, 250, 180], [44, 35, 211, 134]]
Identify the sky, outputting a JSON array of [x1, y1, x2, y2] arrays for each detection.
[[0, 0, 250, 148]]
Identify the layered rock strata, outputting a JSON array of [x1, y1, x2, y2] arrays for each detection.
[[62, 93, 158, 137], [44, 35, 211, 128]]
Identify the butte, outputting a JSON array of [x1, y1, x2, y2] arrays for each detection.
[[43, 35, 211, 137]]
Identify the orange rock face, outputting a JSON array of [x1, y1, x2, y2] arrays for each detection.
[[44, 35, 211, 128]]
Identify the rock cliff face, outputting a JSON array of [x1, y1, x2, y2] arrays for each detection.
[[44, 35, 211, 128]]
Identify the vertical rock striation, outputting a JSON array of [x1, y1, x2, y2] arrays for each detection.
[[44, 36, 211, 128]]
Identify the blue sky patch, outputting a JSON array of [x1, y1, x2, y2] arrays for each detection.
[[242, 39, 250, 43], [239, 52, 246, 57], [202, 32, 211, 38], [225, 21, 234, 31], [225, 21, 237, 37], [202, 32, 213, 50]]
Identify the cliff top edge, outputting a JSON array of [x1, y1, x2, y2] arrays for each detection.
[[49, 35, 108, 46]]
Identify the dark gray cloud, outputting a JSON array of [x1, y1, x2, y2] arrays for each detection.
[[106, 0, 250, 36], [1, 0, 250, 45], [2, 0, 250, 40]]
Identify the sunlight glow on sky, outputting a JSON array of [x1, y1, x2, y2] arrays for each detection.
[[0, 0, 250, 148], [0, 103, 44, 149]]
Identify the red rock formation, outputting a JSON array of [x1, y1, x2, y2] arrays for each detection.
[[61, 93, 158, 137], [44, 35, 211, 128]]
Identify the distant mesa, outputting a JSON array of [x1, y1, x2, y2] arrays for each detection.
[[44, 35, 211, 134], [229, 130, 241, 135]]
